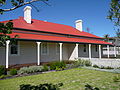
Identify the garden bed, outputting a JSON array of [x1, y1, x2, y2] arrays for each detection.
[[82, 66, 120, 73]]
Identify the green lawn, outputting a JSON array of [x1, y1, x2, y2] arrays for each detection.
[[0, 68, 120, 90]]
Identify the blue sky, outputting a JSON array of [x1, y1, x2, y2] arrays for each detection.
[[0, 0, 115, 37]]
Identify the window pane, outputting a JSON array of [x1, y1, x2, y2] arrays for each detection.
[[84, 44, 86, 52], [56, 44, 60, 54], [11, 42, 18, 54], [42, 43, 47, 54]]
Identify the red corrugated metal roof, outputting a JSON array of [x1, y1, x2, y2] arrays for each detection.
[[1, 17, 102, 39], [10, 32, 112, 45]]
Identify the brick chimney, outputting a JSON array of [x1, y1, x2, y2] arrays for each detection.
[[75, 20, 83, 32], [24, 6, 32, 24]]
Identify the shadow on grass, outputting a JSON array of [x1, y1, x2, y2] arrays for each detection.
[[20, 83, 63, 90]]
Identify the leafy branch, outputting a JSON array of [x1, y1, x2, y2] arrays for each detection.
[[0, 0, 49, 14]]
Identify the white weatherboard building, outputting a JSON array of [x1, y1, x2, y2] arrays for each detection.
[[0, 6, 113, 68]]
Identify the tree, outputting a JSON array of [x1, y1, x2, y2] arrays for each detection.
[[103, 34, 110, 42], [107, 0, 120, 26], [116, 28, 120, 37], [0, 0, 48, 14], [0, 0, 48, 46]]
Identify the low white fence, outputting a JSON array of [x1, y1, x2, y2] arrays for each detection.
[[79, 58, 120, 68]]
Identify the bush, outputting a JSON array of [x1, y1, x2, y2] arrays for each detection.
[[99, 66, 105, 69], [85, 84, 99, 90], [43, 65, 49, 71], [18, 66, 44, 74], [93, 64, 99, 68], [9, 69, 17, 75], [99, 66, 114, 69], [20, 83, 63, 90], [50, 61, 66, 70], [0, 65, 7, 76], [113, 75, 120, 82], [84, 60, 92, 66], [105, 66, 114, 69], [0, 75, 11, 79], [72, 59, 91, 67], [63, 60, 75, 64]]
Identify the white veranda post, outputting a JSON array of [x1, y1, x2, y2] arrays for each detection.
[[75, 44, 79, 59], [99, 45, 101, 59], [6, 40, 10, 68], [59, 43, 63, 61], [89, 44, 91, 59], [107, 45, 110, 58], [36, 42, 41, 65], [114, 46, 116, 57]]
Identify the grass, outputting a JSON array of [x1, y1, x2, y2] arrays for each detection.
[[0, 68, 120, 90]]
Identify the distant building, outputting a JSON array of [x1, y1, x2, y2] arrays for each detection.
[[103, 37, 120, 56]]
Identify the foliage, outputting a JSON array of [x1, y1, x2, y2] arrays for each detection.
[[93, 64, 99, 68], [63, 60, 75, 64], [93, 64, 114, 69], [43, 65, 49, 71], [113, 74, 120, 82], [0, 22, 12, 46], [0, 75, 11, 79], [85, 84, 99, 90], [0, 65, 7, 76], [108, 0, 120, 26], [49, 61, 66, 70], [99, 66, 114, 69], [18, 66, 44, 74], [66, 59, 91, 69], [20, 83, 63, 90], [103, 34, 110, 42], [0, 0, 49, 14], [116, 29, 120, 37], [105, 66, 114, 69], [9, 69, 17, 75], [84, 60, 92, 66], [75, 59, 91, 66]]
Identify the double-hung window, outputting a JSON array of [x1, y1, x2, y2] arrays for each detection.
[[41, 43, 48, 55], [95, 45, 98, 52], [83, 44, 86, 52], [10, 41, 19, 55], [56, 43, 60, 54]]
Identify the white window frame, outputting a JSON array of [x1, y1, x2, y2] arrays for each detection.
[[41, 42, 49, 55], [56, 43, 60, 54], [10, 41, 20, 56]]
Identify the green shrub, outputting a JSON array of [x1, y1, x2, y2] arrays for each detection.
[[99, 66, 105, 69], [18, 66, 44, 74], [113, 75, 120, 82], [85, 84, 99, 90], [63, 60, 75, 64], [99, 66, 114, 69], [84, 60, 92, 66], [0, 65, 7, 76], [0, 75, 11, 79], [50, 61, 66, 70], [105, 66, 114, 69], [72, 59, 92, 67], [93, 64, 99, 68], [20, 83, 63, 90], [9, 69, 17, 75], [43, 65, 49, 71]]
